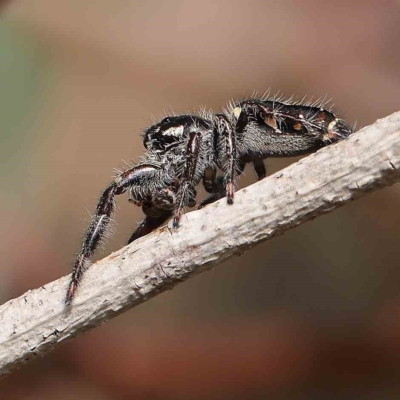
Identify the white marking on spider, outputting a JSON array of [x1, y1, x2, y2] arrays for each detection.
[[163, 125, 184, 137]]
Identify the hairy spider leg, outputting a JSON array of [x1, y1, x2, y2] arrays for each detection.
[[66, 183, 117, 305], [214, 114, 237, 204], [66, 164, 166, 304], [173, 131, 202, 227]]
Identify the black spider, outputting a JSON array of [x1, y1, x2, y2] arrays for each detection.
[[65, 94, 353, 304]]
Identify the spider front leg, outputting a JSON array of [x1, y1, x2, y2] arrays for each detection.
[[66, 183, 118, 305], [66, 164, 168, 304], [173, 131, 202, 228]]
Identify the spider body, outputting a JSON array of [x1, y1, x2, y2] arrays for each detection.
[[66, 95, 353, 304]]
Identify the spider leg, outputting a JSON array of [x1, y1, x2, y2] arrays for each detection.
[[66, 164, 165, 305], [128, 206, 173, 244], [173, 131, 202, 228], [202, 166, 217, 194], [198, 167, 223, 209], [252, 159, 266, 180], [222, 117, 236, 204], [198, 175, 225, 208], [198, 160, 246, 209], [214, 114, 237, 204]]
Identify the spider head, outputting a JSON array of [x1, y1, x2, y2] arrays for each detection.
[[143, 115, 211, 153]]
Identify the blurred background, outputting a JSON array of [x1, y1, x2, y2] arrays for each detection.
[[1, 1, 400, 399]]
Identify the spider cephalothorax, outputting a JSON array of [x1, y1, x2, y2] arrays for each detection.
[[66, 94, 353, 304]]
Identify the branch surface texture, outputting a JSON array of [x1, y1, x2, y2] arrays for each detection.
[[1, 112, 400, 377]]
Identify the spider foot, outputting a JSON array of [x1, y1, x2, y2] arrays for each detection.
[[226, 181, 234, 205]]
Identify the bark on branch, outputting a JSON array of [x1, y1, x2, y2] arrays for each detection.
[[1, 112, 400, 377]]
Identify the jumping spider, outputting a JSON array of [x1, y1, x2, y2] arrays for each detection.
[[66, 94, 353, 304]]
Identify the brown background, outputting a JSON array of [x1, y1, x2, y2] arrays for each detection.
[[1, 1, 400, 399]]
